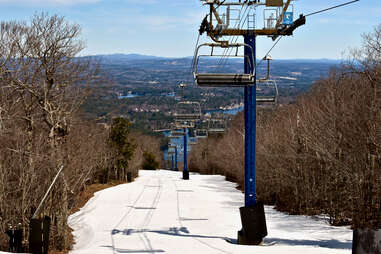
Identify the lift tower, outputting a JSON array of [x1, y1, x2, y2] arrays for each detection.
[[195, 0, 305, 245]]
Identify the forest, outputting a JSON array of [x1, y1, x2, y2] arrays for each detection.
[[0, 14, 162, 251]]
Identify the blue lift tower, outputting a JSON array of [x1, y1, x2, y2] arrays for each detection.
[[174, 87, 202, 180], [169, 144, 179, 171], [193, 0, 305, 245]]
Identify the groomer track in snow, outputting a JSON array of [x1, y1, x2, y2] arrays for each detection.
[[68, 170, 352, 254]]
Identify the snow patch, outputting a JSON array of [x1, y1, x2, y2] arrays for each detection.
[[68, 170, 353, 254]]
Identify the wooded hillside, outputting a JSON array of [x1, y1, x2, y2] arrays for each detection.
[[0, 14, 162, 251]]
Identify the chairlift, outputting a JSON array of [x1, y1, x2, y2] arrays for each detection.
[[168, 144, 178, 154], [192, 43, 255, 87], [174, 121, 195, 129], [256, 79, 278, 103], [174, 101, 202, 121], [257, 55, 279, 104], [174, 121, 194, 129], [195, 128, 208, 139], [207, 117, 227, 134], [169, 124, 186, 137], [170, 130, 186, 137], [188, 137, 197, 145]]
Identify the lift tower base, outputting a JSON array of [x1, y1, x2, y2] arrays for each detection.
[[182, 170, 189, 180], [237, 202, 267, 245]]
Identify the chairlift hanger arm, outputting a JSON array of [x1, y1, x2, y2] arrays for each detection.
[[305, 0, 360, 17], [211, 5, 224, 24]]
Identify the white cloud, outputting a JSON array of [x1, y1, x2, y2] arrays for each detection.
[[0, 0, 100, 6]]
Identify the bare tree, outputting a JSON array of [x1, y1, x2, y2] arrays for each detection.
[[0, 13, 98, 250]]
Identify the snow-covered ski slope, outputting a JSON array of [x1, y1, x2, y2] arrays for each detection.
[[68, 170, 353, 254]]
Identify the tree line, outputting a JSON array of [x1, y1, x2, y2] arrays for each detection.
[[190, 24, 381, 229], [0, 14, 162, 251]]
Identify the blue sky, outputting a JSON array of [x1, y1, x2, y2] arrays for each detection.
[[0, 0, 380, 59]]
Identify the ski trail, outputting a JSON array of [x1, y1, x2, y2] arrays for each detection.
[[172, 177, 233, 254]]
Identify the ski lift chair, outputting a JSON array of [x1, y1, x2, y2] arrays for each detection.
[[188, 137, 197, 145], [193, 43, 255, 87], [170, 129, 186, 137], [195, 128, 208, 139], [256, 55, 279, 104], [207, 117, 227, 134], [256, 79, 279, 103], [169, 123, 186, 136], [174, 101, 202, 122], [168, 144, 178, 153], [174, 120, 195, 129]]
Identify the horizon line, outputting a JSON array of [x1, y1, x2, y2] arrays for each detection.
[[82, 53, 343, 61]]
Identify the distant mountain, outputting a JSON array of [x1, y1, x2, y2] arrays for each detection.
[[275, 59, 342, 64], [108, 53, 163, 60], [90, 53, 169, 65], [90, 53, 342, 65]]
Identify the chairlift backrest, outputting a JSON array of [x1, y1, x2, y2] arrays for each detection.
[[256, 56, 279, 104]]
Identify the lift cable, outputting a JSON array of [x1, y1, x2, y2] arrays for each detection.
[[256, 36, 283, 68], [256, 0, 360, 68], [216, 4, 248, 68], [218, 5, 251, 69], [305, 0, 360, 17], [216, 4, 250, 70]]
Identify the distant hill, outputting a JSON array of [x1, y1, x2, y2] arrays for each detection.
[[81, 53, 341, 124], [93, 53, 340, 89], [88, 53, 169, 65], [89, 53, 342, 64], [274, 59, 342, 64]]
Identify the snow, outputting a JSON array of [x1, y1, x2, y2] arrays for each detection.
[[68, 170, 353, 254]]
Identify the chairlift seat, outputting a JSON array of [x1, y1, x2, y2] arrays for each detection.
[[171, 131, 186, 136], [193, 43, 256, 88], [195, 129, 208, 138], [208, 128, 225, 134], [256, 79, 278, 104], [175, 123, 194, 129], [168, 135, 183, 138], [174, 121, 195, 128], [256, 96, 276, 103], [174, 114, 201, 120], [195, 73, 254, 87]]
